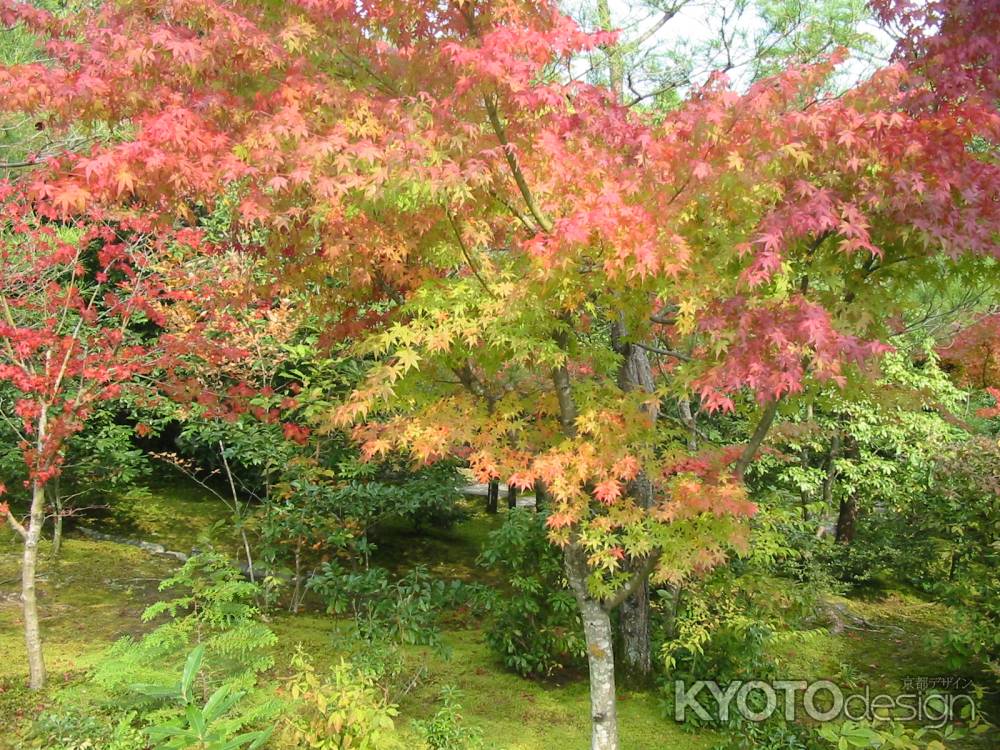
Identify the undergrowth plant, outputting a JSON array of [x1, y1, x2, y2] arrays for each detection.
[[277, 648, 401, 750], [308, 563, 479, 652], [412, 686, 484, 750], [91, 553, 277, 703], [140, 645, 273, 750], [478, 510, 585, 678]]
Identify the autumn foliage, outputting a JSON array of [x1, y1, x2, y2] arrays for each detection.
[[0, 0, 997, 621], [0, 1, 997, 743]]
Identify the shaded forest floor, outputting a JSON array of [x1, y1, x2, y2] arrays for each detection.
[[0, 479, 995, 749]]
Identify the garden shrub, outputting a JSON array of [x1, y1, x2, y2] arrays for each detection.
[[478, 510, 585, 678], [277, 649, 401, 750], [412, 686, 483, 750], [91, 553, 277, 702]]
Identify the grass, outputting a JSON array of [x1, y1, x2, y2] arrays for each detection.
[[1, 479, 996, 749]]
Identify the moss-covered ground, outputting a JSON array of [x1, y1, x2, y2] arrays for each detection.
[[1, 480, 995, 749]]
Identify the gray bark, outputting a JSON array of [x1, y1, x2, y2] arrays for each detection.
[[565, 542, 620, 750], [23, 408, 48, 689], [50, 476, 62, 558]]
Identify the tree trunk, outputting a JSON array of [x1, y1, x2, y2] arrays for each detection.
[[799, 446, 811, 522], [50, 477, 63, 558], [618, 471, 654, 684], [290, 541, 303, 613], [610, 319, 657, 683], [507, 484, 517, 509], [835, 495, 858, 544], [533, 480, 547, 512], [619, 579, 651, 684], [565, 543, 620, 750], [550, 337, 620, 749], [822, 434, 841, 509], [799, 404, 813, 521], [678, 398, 698, 450], [596, 0, 625, 100], [23, 477, 47, 690], [834, 436, 859, 544], [486, 478, 499, 514]]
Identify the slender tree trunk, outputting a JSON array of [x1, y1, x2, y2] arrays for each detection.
[[822, 434, 841, 509], [23, 408, 49, 689], [565, 542, 620, 750], [533, 480, 546, 512], [596, 0, 625, 100], [798, 404, 813, 521], [551, 336, 621, 749], [835, 495, 858, 544], [50, 476, 63, 558], [799, 446, 811, 522], [486, 478, 499, 514], [507, 484, 517, 509], [678, 398, 698, 450], [240, 529, 256, 585], [23, 478, 46, 689], [290, 541, 303, 613], [834, 435, 859, 544]]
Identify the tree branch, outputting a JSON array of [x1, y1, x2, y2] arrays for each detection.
[[602, 549, 662, 612], [446, 210, 494, 297], [634, 341, 692, 361], [3, 505, 28, 540], [734, 399, 780, 479], [483, 94, 554, 233]]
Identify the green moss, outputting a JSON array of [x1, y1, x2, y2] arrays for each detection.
[[3, 489, 994, 750], [81, 474, 243, 557], [0, 533, 179, 745], [775, 592, 979, 696], [270, 616, 720, 750]]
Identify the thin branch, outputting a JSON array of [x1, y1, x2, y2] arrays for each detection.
[[634, 341, 692, 361], [446, 210, 494, 297], [631, 4, 687, 49], [4, 505, 28, 540], [602, 549, 662, 612], [489, 188, 539, 233], [483, 94, 554, 233]]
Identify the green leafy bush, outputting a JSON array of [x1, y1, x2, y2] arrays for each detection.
[[658, 565, 826, 728], [140, 646, 273, 750], [23, 709, 145, 750], [412, 686, 483, 750], [478, 510, 585, 678], [277, 649, 401, 750], [308, 563, 475, 650], [92, 553, 277, 701]]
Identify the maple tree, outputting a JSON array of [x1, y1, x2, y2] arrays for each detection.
[[0, 187, 247, 688], [0, 1, 998, 747]]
